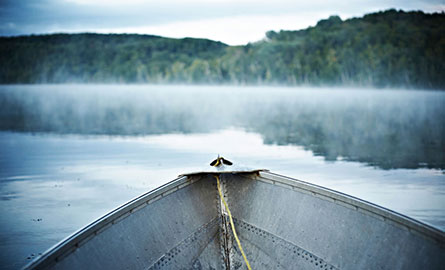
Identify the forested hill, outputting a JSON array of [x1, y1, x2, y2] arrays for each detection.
[[0, 9, 444, 89]]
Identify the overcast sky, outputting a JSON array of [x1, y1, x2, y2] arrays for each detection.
[[0, 0, 443, 45]]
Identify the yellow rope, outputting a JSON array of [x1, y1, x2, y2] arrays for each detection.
[[215, 158, 221, 167], [214, 175, 252, 270]]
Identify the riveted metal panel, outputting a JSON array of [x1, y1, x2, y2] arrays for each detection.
[[26, 172, 445, 270], [27, 176, 221, 270], [224, 172, 445, 270]]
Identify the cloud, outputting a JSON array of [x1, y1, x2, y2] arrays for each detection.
[[93, 13, 335, 45], [0, 0, 442, 44]]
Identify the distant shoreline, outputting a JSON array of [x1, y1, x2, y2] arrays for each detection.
[[1, 10, 444, 89]]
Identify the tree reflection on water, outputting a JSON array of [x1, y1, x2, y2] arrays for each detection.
[[0, 85, 443, 170]]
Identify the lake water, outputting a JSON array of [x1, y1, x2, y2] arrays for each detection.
[[0, 85, 444, 269]]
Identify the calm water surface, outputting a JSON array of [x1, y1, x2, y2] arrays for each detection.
[[0, 85, 444, 269]]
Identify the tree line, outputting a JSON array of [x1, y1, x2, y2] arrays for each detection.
[[0, 9, 443, 89]]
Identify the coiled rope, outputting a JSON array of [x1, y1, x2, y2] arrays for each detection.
[[214, 175, 252, 270]]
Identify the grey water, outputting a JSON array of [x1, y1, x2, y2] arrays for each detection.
[[0, 85, 444, 269]]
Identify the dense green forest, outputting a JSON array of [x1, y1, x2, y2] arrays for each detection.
[[0, 9, 444, 88]]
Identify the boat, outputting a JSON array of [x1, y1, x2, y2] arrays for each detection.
[[25, 160, 445, 269]]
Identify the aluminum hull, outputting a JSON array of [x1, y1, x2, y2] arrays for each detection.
[[26, 171, 445, 269]]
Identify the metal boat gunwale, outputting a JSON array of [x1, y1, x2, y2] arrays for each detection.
[[256, 171, 445, 244], [25, 170, 445, 269], [24, 175, 200, 270]]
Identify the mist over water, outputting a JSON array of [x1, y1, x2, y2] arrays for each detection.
[[0, 84, 444, 269], [0, 84, 444, 170]]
